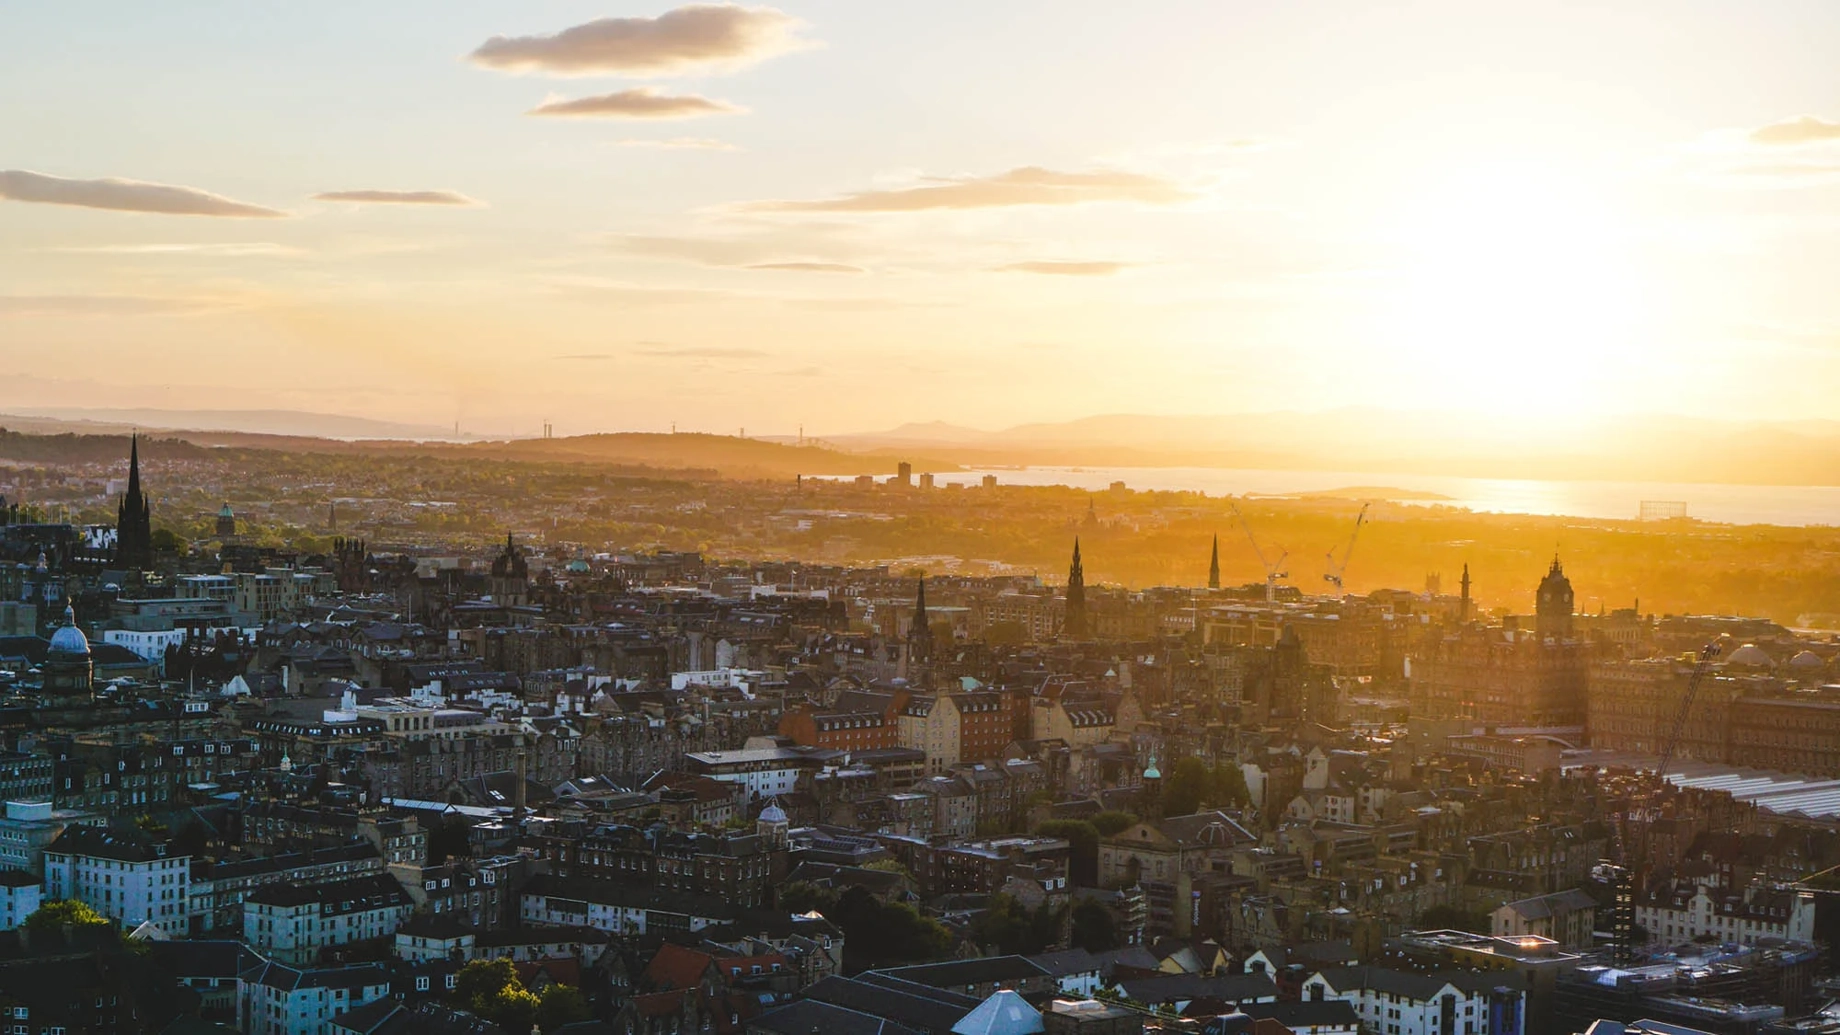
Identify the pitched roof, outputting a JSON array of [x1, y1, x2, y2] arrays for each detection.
[[950, 991, 1044, 1035], [644, 941, 715, 991]]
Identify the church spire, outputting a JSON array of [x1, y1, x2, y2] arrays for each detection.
[[116, 433, 153, 570], [1208, 534, 1220, 590], [1064, 538, 1087, 639], [907, 577, 934, 685]]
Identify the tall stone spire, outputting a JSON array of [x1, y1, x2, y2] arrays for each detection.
[[907, 577, 934, 685], [116, 433, 153, 570], [1208, 534, 1221, 590], [1459, 563, 1472, 623], [1064, 538, 1087, 639]]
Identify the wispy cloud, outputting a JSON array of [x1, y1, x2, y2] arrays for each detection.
[[609, 232, 864, 271], [0, 294, 224, 316], [743, 166, 1195, 212], [745, 262, 865, 273], [529, 87, 742, 120], [617, 137, 741, 151], [993, 261, 1132, 276], [311, 189, 482, 206], [1750, 115, 1840, 147], [0, 169, 286, 218], [52, 242, 304, 257], [636, 345, 767, 358], [469, 4, 812, 77]]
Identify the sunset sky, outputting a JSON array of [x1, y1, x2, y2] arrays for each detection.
[[4, 2, 1840, 437]]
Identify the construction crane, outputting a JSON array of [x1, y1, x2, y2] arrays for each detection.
[[1323, 502, 1370, 591], [1228, 501, 1288, 603], [1606, 641, 1722, 964]]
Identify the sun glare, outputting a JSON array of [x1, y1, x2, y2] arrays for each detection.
[[1380, 163, 1652, 415]]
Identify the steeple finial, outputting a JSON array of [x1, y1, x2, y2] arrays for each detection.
[[1207, 534, 1220, 590]]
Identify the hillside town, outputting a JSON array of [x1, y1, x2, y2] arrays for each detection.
[[4, 440, 1840, 1035]]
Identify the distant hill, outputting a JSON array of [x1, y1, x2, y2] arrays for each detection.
[[822, 410, 1840, 487], [0, 407, 458, 441], [0, 425, 952, 481]]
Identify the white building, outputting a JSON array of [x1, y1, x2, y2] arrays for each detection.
[[41, 824, 193, 937], [1636, 881, 1816, 947], [102, 627, 188, 663], [520, 875, 730, 934], [244, 874, 412, 965], [1304, 966, 1525, 1035], [0, 868, 41, 929], [239, 959, 391, 1035], [684, 747, 807, 799]]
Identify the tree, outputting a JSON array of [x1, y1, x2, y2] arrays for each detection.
[[828, 885, 954, 971], [1210, 763, 1251, 808], [1070, 898, 1120, 952], [778, 881, 838, 915], [25, 899, 110, 934], [967, 894, 1066, 956], [1165, 756, 1210, 816], [486, 984, 540, 1033], [1091, 811, 1139, 837], [452, 958, 519, 1011], [1035, 819, 1100, 886], [537, 985, 590, 1032]]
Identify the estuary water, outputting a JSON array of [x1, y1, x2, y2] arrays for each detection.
[[936, 465, 1840, 527]]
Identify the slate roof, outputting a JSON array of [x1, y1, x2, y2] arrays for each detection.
[[752, 998, 925, 1035], [873, 955, 1050, 989]]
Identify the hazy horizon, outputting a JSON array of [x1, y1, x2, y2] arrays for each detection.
[[5, 2, 1840, 438]]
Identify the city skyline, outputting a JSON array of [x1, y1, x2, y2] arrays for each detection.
[[4, 2, 1840, 436]]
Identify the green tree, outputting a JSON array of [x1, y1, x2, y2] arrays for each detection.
[[828, 885, 954, 971], [779, 881, 839, 915], [1070, 898, 1120, 952], [537, 985, 590, 1032], [1035, 819, 1100, 886], [25, 899, 110, 934], [1164, 756, 1210, 816], [967, 894, 1066, 956], [486, 985, 541, 1032], [452, 958, 520, 1010], [1209, 763, 1251, 808], [1091, 811, 1139, 837]]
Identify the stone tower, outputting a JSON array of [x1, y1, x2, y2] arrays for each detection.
[[1536, 557, 1574, 640], [1063, 538, 1087, 639]]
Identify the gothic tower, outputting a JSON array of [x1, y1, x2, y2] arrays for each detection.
[[1536, 557, 1574, 640], [215, 502, 237, 539], [1063, 538, 1087, 639], [115, 434, 153, 570], [1207, 534, 1221, 590], [907, 577, 934, 687], [490, 533, 530, 607], [1459, 563, 1472, 624]]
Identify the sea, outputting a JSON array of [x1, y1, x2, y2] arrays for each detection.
[[927, 466, 1840, 527]]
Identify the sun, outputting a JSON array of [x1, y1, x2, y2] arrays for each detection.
[[1378, 161, 1654, 416]]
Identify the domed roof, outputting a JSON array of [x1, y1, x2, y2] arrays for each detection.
[[48, 606, 89, 655], [219, 502, 234, 517], [1726, 643, 1772, 669], [758, 800, 787, 824], [566, 558, 591, 573], [1789, 650, 1825, 669], [1143, 752, 1161, 780]]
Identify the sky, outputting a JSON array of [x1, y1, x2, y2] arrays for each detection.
[[3, 1, 1840, 438]]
